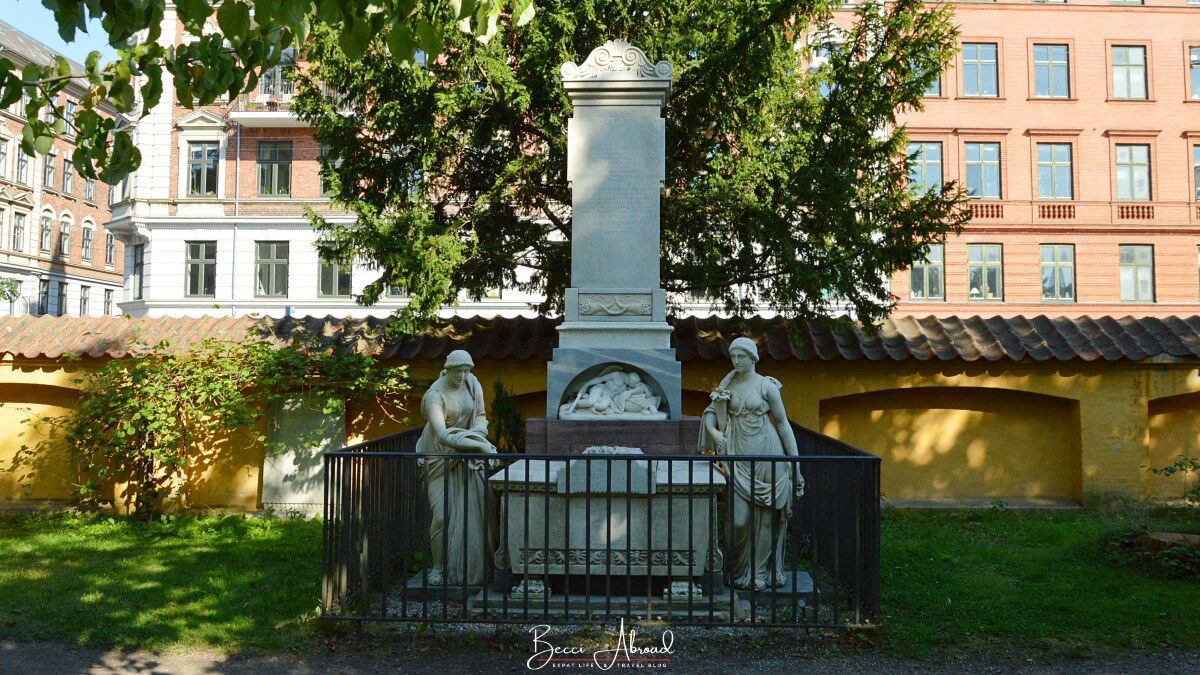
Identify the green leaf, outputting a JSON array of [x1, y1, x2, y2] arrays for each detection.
[[451, 0, 476, 20], [338, 18, 374, 61], [175, 0, 214, 33], [415, 19, 442, 59], [33, 132, 54, 155], [387, 24, 416, 64], [512, 0, 535, 27], [218, 1, 252, 41]]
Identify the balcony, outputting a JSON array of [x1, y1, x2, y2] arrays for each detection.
[[229, 80, 347, 128], [229, 84, 306, 128]]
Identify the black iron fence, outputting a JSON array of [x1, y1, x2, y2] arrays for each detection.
[[322, 424, 879, 628]]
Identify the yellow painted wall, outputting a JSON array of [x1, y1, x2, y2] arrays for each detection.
[[819, 387, 1080, 500], [0, 382, 78, 501], [3, 354, 1199, 508], [1147, 392, 1200, 500]]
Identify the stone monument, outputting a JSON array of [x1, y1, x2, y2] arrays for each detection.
[[545, 40, 682, 422]]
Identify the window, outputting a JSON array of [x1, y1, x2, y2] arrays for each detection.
[[388, 285, 408, 297], [1033, 45, 1070, 98], [55, 282, 66, 317], [261, 48, 296, 97], [64, 100, 76, 135], [1115, 144, 1151, 201], [257, 141, 292, 196], [967, 244, 1003, 301], [187, 141, 220, 196], [961, 43, 998, 97], [39, 215, 52, 251], [105, 232, 115, 265], [43, 152, 55, 189], [58, 219, 70, 257], [110, 175, 126, 204], [811, 43, 837, 98], [909, 244, 944, 300], [907, 142, 942, 194], [1111, 46, 1147, 100], [255, 241, 289, 297], [81, 227, 93, 260], [1194, 146, 1200, 201], [11, 213, 24, 252], [131, 244, 144, 300], [0, 138, 7, 179], [964, 142, 1001, 199], [319, 144, 341, 197], [84, 177, 96, 202], [1191, 47, 1200, 100], [61, 157, 73, 193], [103, 288, 113, 316], [1037, 143, 1073, 199], [185, 241, 217, 297], [37, 279, 48, 315], [16, 150, 30, 184], [1119, 245, 1154, 302], [79, 286, 89, 316], [1040, 245, 1075, 301], [924, 75, 941, 97], [319, 262, 352, 297]]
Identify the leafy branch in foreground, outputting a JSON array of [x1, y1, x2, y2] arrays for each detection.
[[9, 332, 407, 518], [6, 0, 536, 183]]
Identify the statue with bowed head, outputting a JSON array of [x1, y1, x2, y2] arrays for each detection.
[[416, 350, 499, 586], [699, 337, 805, 590]]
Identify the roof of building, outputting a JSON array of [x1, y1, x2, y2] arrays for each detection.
[[2, 314, 1200, 363], [0, 19, 89, 90]]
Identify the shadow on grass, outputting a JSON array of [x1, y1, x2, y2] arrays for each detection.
[[0, 512, 322, 654], [878, 506, 1200, 657]]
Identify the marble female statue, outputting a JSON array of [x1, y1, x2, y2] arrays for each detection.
[[416, 350, 499, 586], [698, 337, 805, 590]]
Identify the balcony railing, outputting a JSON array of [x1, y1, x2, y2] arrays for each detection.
[[951, 199, 1193, 225]]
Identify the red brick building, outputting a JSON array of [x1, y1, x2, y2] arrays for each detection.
[[0, 20, 123, 317], [883, 0, 1200, 318]]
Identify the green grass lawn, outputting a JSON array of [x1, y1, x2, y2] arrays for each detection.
[[879, 505, 1200, 656], [0, 512, 322, 653], [0, 505, 1197, 657]]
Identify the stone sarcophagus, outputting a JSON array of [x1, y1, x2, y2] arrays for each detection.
[[489, 447, 725, 578]]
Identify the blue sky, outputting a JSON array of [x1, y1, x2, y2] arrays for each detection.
[[8, 0, 118, 64]]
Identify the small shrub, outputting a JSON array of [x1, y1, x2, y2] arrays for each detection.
[[1149, 458, 1200, 506], [1104, 528, 1200, 581]]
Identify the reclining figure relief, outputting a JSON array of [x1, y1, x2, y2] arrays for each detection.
[[558, 366, 667, 420]]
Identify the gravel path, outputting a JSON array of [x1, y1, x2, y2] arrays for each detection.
[[2, 639, 1199, 674]]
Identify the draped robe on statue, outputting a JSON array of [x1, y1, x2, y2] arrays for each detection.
[[416, 372, 497, 586], [699, 373, 801, 590]]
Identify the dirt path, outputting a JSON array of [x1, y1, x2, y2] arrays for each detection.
[[3, 640, 1199, 674]]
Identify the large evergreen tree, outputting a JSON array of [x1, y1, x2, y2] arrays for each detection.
[[293, 0, 968, 326]]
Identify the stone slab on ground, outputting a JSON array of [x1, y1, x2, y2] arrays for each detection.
[[467, 587, 742, 621], [733, 570, 814, 610]]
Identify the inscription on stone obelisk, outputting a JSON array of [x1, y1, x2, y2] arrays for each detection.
[[547, 40, 681, 420]]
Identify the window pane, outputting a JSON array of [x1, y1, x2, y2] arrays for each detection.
[[969, 267, 984, 297], [1058, 267, 1074, 299], [986, 267, 1001, 298], [968, 246, 982, 263], [928, 266, 943, 299], [1041, 266, 1056, 298], [910, 268, 925, 298]]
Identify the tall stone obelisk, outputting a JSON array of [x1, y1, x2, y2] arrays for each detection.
[[546, 40, 681, 420]]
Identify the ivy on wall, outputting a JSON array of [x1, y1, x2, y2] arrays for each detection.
[[11, 331, 408, 518]]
